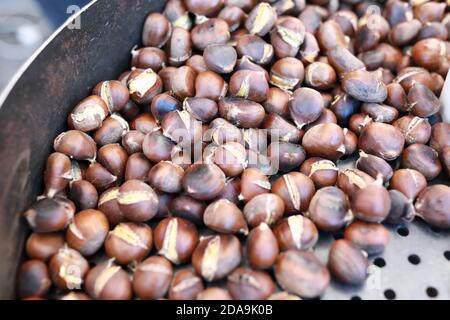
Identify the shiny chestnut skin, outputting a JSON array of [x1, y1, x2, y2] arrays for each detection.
[[183, 97, 218, 123], [361, 103, 398, 124], [270, 57, 305, 90], [272, 172, 315, 214], [268, 142, 306, 173], [358, 123, 405, 161], [142, 131, 175, 163], [98, 187, 125, 226], [203, 44, 237, 74], [327, 46, 365, 78], [401, 144, 442, 181], [263, 113, 303, 144], [304, 62, 337, 90], [229, 70, 269, 103], [17, 260, 51, 299], [92, 80, 130, 113], [351, 184, 391, 223], [356, 151, 393, 183], [329, 91, 361, 127], [154, 217, 198, 264], [289, 87, 324, 129], [133, 256, 173, 300], [130, 113, 158, 134], [54, 130, 97, 161], [236, 34, 274, 65], [227, 267, 276, 300], [104, 222, 153, 265], [168, 269, 204, 300], [328, 239, 369, 285], [121, 130, 145, 154], [344, 221, 390, 256], [65, 209, 109, 256], [131, 47, 167, 72], [192, 234, 242, 282], [191, 18, 230, 51], [263, 87, 290, 117], [407, 83, 441, 118], [302, 123, 345, 161], [273, 215, 318, 251], [430, 123, 450, 154], [342, 69, 387, 103], [239, 168, 270, 202], [415, 185, 450, 229], [117, 179, 159, 222], [390, 168, 427, 201], [212, 142, 247, 177], [336, 168, 375, 198], [247, 223, 279, 270], [150, 93, 181, 122], [169, 194, 206, 225], [26, 232, 65, 262], [300, 157, 338, 189], [124, 153, 152, 182], [386, 189, 415, 225], [142, 12, 171, 48], [182, 163, 226, 201], [243, 193, 284, 228], [97, 143, 128, 180], [94, 114, 129, 147], [24, 197, 75, 233], [386, 82, 408, 113], [411, 38, 445, 72], [275, 250, 330, 298], [68, 95, 109, 132], [148, 161, 184, 193], [204, 199, 248, 235], [85, 260, 132, 300], [127, 68, 163, 105], [307, 187, 351, 232], [245, 2, 277, 37], [393, 116, 431, 145], [49, 247, 89, 291], [43, 152, 72, 197]]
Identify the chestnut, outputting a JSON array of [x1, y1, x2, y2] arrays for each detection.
[[268, 142, 306, 173], [386, 82, 408, 113], [148, 161, 184, 193], [94, 114, 129, 147], [343, 128, 358, 156], [328, 239, 369, 285], [167, 27, 192, 66], [66, 209, 109, 256], [239, 168, 270, 202], [197, 288, 232, 300], [185, 0, 223, 16], [203, 44, 237, 74], [273, 215, 318, 251], [236, 55, 270, 80], [69, 180, 98, 210], [92, 80, 130, 113], [336, 168, 375, 197], [307, 187, 351, 232], [415, 184, 450, 229], [161, 110, 203, 147], [300, 157, 338, 189], [342, 69, 387, 103], [430, 123, 450, 153], [263, 87, 290, 117], [85, 260, 132, 300], [271, 16, 306, 58], [43, 152, 72, 197], [124, 153, 152, 182], [192, 234, 242, 281], [302, 123, 345, 160], [155, 191, 175, 219], [304, 62, 337, 90], [358, 122, 405, 161], [97, 143, 128, 181], [327, 46, 365, 78], [133, 256, 173, 300], [195, 70, 229, 102], [272, 172, 315, 214], [411, 38, 445, 72], [298, 32, 320, 65], [386, 189, 415, 225], [247, 223, 279, 270], [204, 199, 248, 235], [329, 91, 361, 127], [183, 97, 218, 123], [393, 116, 431, 145], [389, 19, 422, 47], [218, 6, 246, 32], [131, 47, 167, 72], [122, 131, 144, 155], [49, 247, 89, 290], [105, 222, 152, 264], [275, 250, 330, 298], [236, 34, 274, 65], [229, 70, 269, 103], [344, 220, 390, 255], [150, 93, 181, 122], [289, 87, 324, 129], [441, 147, 450, 179], [394, 67, 433, 92], [218, 97, 266, 128], [215, 177, 241, 204], [98, 187, 125, 226], [68, 95, 109, 132], [245, 2, 277, 37], [169, 194, 205, 225], [207, 117, 243, 145], [390, 168, 427, 201], [351, 184, 391, 223], [401, 143, 442, 180], [54, 130, 96, 161], [361, 103, 398, 124], [154, 217, 198, 264], [168, 269, 204, 300], [182, 163, 226, 201], [142, 12, 171, 48], [17, 260, 51, 299], [263, 113, 302, 144], [243, 193, 284, 228], [316, 19, 346, 52], [407, 83, 441, 117], [270, 57, 304, 90], [191, 18, 230, 51], [356, 151, 393, 183], [142, 131, 175, 163], [227, 267, 276, 300], [117, 179, 159, 222], [127, 68, 163, 105], [26, 232, 65, 262], [24, 197, 75, 233]]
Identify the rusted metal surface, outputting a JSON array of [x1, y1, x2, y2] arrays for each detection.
[[0, 0, 165, 299]]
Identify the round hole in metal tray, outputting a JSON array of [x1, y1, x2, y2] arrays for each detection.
[[373, 257, 386, 268], [426, 287, 438, 298], [430, 226, 442, 234], [397, 226, 409, 237], [444, 251, 450, 261], [384, 289, 396, 300], [408, 254, 421, 265]]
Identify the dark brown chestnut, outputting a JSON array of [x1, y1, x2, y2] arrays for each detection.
[[148, 161, 184, 193], [167, 27, 192, 66], [97, 187, 125, 226], [127, 68, 163, 105], [273, 215, 318, 251], [236, 34, 274, 65], [245, 2, 277, 37], [344, 220, 390, 255], [243, 193, 284, 228], [183, 163, 226, 201], [247, 223, 279, 270], [17, 260, 51, 299], [204, 199, 248, 235], [132, 256, 173, 300], [227, 267, 276, 300], [191, 18, 230, 51], [142, 12, 172, 47], [117, 179, 159, 222], [229, 70, 269, 103], [26, 232, 65, 262], [401, 144, 442, 180], [415, 184, 450, 229], [300, 157, 338, 189], [92, 80, 130, 113], [124, 153, 152, 182], [393, 116, 431, 145], [358, 122, 405, 161], [351, 184, 391, 223], [161, 110, 203, 147], [168, 269, 204, 300], [289, 87, 324, 129], [212, 142, 247, 177], [269, 57, 304, 90], [302, 123, 345, 160], [268, 141, 306, 173], [24, 197, 75, 233], [54, 130, 97, 161], [68, 96, 109, 132], [49, 246, 89, 291], [356, 151, 393, 183], [272, 172, 315, 214], [342, 69, 387, 103], [43, 152, 72, 197], [183, 97, 218, 123]]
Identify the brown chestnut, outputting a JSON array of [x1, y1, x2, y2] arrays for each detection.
[[247, 223, 279, 270], [344, 220, 390, 255], [127, 68, 163, 105], [273, 215, 318, 251], [393, 116, 431, 145], [415, 184, 450, 229], [401, 143, 442, 180], [302, 123, 345, 160], [49, 246, 89, 291], [245, 2, 277, 37], [168, 269, 204, 300], [300, 157, 338, 189], [342, 69, 387, 103], [356, 151, 393, 183], [204, 199, 248, 235], [54, 130, 96, 161], [24, 197, 75, 233], [243, 193, 284, 228], [26, 232, 65, 262], [124, 153, 152, 182], [289, 87, 324, 129], [17, 260, 51, 299], [43, 152, 72, 197], [69, 180, 98, 210], [92, 80, 130, 113], [142, 12, 172, 47], [227, 267, 276, 300], [68, 96, 109, 132], [133, 256, 173, 300], [272, 172, 315, 214], [148, 161, 184, 193], [117, 179, 159, 222], [182, 163, 226, 201], [358, 122, 405, 161], [351, 184, 391, 223]]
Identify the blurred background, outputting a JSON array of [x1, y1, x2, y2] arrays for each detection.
[[0, 0, 90, 92]]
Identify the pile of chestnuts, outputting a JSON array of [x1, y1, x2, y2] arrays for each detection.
[[17, 0, 450, 300]]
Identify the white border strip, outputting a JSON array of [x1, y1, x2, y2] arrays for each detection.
[[440, 69, 450, 124], [0, 0, 98, 108]]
